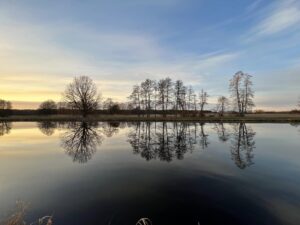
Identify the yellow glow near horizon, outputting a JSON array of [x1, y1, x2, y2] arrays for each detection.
[[0, 74, 132, 109]]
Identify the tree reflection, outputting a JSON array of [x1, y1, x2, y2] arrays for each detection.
[[213, 123, 230, 142], [128, 122, 256, 168], [127, 122, 208, 162], [291, 122, 300, 134], [0, 122, 12, 136], [101, 122, 120, 137], [37, 121, 57, 136], [34, 120, 257, 168], [230, 123, 256, 169], [61, 122, 104, 163], [199, 123, 209, 149]]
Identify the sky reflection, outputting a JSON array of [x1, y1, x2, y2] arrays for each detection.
[[0, 122, 299, 225]]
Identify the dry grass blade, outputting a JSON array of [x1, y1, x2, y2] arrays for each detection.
[[30, 216, 53, 225], [0, 201, 53, 225], [0, 201, 28, 225], [136, 218, 152, 225]]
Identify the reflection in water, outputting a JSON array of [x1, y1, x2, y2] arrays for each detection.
[[101, 122, 120, 137], [213, 123, 230, 142], [127, 122, 209, 162], [230, 123, 256, 169], [37, 122, 122, 163], [0, 122, 12, 136], [35, 121, 256, 168], [61, 122, 104, 163], [199, 123, 209, 149], [128, 122, 256, 169], [2, 123, 299, 225], [37, 121, 57, 136], [291, 123, 300, 134]]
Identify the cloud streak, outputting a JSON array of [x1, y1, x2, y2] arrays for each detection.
[[248, 0, 300, 39], [0, 0, 299, 110]]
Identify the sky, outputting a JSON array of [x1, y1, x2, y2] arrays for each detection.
[[0, 0, 300, 110]]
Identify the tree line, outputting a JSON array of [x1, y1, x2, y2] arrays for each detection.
[[128, 71, 255, 117], [6, 70, 300, 118]]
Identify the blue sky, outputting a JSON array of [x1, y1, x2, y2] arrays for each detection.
[[0, 0, 300, 110]]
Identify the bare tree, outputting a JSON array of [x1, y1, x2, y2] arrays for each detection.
[[157, 78, 173, 116], [38, 100, 57, 115], [140, 79, 156, 116], [128, 85, 141, 110], [103, 98, 114, 110], [0, 99, 12, 117], [242, 73, 255, 113], [153, 81, 158, 117], [157, 78, 168, 112], [229, 71, 243, 114], [165, 77, 173, 111], [63, 76, 101, 117], [198, 89, 208, 116], [216, 96, 229, 116], [174, 80, 186, 113], [229, 71, 254, 115]]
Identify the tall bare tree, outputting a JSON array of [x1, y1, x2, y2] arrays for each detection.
[[157, 78, 173, 116], [140, 79, 156, 116], [241, 73, 255, 113], [216, 96, 229, 116], [128, 85, 141, 110], [229, 71, 243, 114], [63, 76, 101, 117], [157, 78, 168, 111], [229, 71, 254, 115], [174, 80, 186, 113], [198, 89, 208, 116], [165, 77, 173, 111]]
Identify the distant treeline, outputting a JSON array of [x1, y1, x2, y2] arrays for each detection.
[[0, 71, 299, 117]]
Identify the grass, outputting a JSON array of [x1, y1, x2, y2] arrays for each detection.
[[0, 202, 153, 225], [1, 113, 300, 123], [0, 201, 52, 225]]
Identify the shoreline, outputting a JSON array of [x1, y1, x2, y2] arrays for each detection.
[[1, 114, 300, 123]]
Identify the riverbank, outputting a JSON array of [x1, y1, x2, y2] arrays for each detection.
[[1, 113, 300, 123]]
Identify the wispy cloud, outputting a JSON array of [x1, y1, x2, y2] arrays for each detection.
[[0, 7, 239, 107], [1, 0, 299, 110], [246, 0, 264, 13], [248, 0, 300, 39]]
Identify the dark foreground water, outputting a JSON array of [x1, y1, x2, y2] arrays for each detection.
[[0, 122, 300, 225]]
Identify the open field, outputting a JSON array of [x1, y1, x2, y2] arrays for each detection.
[[1, 113, 300, 123]]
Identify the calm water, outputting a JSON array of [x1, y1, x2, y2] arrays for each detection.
[[0, 121, 300, 225]]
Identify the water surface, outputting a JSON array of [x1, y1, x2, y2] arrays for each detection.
[[0, 122, 299, 225]]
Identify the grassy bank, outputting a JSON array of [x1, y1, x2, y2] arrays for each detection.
[[1, 113, 300, 123]]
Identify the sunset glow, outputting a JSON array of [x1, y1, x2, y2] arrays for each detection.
[[1, 0, 300, 110]]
